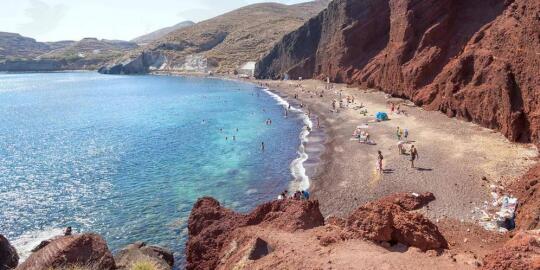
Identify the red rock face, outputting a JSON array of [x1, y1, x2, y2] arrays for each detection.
[[342, 192, 447, 251], [509, 164, 540, 230], [17, 234, 115, 270], [185, 197, 324, 270], [256, 0, 540, 144], [481, 230, 540, 270]]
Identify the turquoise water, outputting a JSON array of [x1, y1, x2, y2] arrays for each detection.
[[0, 72, 305, 267]]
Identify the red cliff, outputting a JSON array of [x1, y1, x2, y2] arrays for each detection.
[[256, 0, 540, 144]]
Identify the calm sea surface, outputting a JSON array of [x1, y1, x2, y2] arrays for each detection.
[[0, 72, 305, 267]]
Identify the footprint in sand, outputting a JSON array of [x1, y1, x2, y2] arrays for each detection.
[[369, 169, 382, 190]]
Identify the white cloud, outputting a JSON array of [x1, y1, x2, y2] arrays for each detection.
[[17, 0, 68, 37], [1, 0, 310, 41]]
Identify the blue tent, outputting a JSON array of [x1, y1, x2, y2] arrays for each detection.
[[376, 112, 388, 121]]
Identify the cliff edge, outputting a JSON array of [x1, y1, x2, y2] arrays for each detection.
[[256, 0, 540, 144]]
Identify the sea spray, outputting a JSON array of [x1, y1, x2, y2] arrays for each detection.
[[11, 227, 64, 261], [262, 88, 312, 191]]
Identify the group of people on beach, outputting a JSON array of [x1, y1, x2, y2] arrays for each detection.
[[278, 189, 310, 200]]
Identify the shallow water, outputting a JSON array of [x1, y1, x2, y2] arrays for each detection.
[[0, 72, 306, 267]]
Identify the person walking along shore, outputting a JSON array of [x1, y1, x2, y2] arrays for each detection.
[[410, 145, 419, 168]]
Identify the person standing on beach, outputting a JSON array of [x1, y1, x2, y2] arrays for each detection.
[[410, 145, 419, 168], [397, 140, 405, 155], [396, 127, 402, 140], [404, 129, 409, 142], [377, 150, 384, 173]]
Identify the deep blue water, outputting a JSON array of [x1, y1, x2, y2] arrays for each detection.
[[0, 72, 305, 267]]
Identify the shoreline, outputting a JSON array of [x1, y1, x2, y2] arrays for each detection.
[[152, 71, 325, 194], [260, 87, 326, 192]]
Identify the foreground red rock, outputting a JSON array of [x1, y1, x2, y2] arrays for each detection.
[[481, 230, 540, 270], [509, 163, 540, 230], [256, 0, 540, 145], [186, 193, 447, 270], [186, 197, 324, 270], [17, 233, 115, 270], [343, 192, 448, 251], [0, 234, 18, 270]]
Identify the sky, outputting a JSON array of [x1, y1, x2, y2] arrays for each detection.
[[0, 0, 307, 42]]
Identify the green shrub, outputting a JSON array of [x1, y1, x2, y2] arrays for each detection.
[[130, 260, 158, 270]]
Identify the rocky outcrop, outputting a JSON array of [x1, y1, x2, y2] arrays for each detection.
[[115, 242, 174, 270], [0, 234, 18, 270], [256, 0, 540, 144], [509, 164, 540, 230], [481, 230, 540, 270], [186, 193, 446, 269], [98, 51, 166, 74], [186, 197, 324, 270], [341, 192, 447, 251], [17, 233, 115, 270]]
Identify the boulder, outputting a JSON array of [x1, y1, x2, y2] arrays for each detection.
[[247, 238, 272, 260], [0, 234, 18, 270], [17, 233, 115, 270], [344, 192, 448, 251], [115, 242, 174, 270], [246, 198, 325, 232], [481, 230, 540, 270]]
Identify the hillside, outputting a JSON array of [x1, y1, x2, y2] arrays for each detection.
[[256, 0, 540, 145], [41, 38, 138, 62], [131, 21, 195, 45], [0, 32, 74, 61], [0, 34, 139, 71], [99, 0, 331, 74]]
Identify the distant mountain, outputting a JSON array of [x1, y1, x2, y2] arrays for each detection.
[[99, 0, 331, 74], [132, 21, 195, 45], [0, 33, 138, 71], [0, 32, 74, 61], [41, 38, 138, 61]]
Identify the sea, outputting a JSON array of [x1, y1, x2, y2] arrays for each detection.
[[0, 72, 311, 268]]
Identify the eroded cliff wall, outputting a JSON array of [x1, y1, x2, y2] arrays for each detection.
[[256, 0, 540, 143]]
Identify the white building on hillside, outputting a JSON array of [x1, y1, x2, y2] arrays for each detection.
[[238, 61, 256, 77]]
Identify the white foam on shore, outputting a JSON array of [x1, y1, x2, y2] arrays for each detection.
[[262, 88, 312, 191], [10, 227, 64, 262]]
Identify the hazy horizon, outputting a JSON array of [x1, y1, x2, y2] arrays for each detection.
[[1, 0, 309, 42]]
